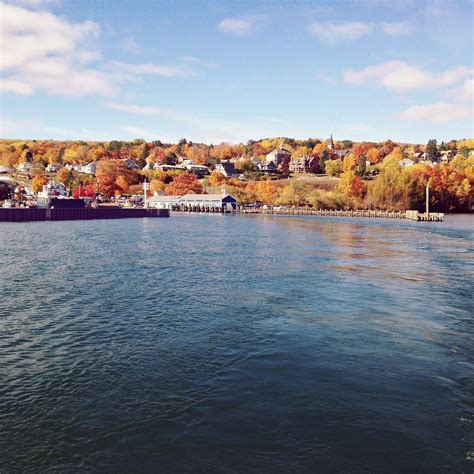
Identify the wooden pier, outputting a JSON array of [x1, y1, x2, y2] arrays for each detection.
[[163, 205, 444, 221]]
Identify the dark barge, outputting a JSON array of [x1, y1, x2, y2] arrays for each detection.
[[0, 206, 169, 222]]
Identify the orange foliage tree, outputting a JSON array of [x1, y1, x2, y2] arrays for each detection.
[[115, 175, 130, 194], [32, 175, 49, 193], [165, 173, 203, 195], [209, 171, 228, 187], [93, 176, 117, 196]]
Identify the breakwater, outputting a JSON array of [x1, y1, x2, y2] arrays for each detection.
[[0, 207, 169, 222]]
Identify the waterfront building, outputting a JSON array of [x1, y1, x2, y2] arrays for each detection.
[[36, 181, 69, 207], [265, 147, 292, 166], [148, 192, 237, 211]]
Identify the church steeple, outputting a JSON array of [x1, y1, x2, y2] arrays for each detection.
[[329, 134, 334, 150]]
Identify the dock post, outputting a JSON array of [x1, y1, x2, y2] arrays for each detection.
[[426, 184, 430, 221]]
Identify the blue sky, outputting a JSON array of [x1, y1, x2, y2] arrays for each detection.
[[1, 0, 473, 144]]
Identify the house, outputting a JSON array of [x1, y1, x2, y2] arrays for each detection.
[[400, 158, 415, 168], [36, 181, 69, 207], [266, 147, 292, 166], [257, 161, 278, 174], [122, 158, 140, 170], [289, 155, 317, 174], [45, 164, 58, 173], [332, 149, 351, 159], [148, 192, 237, 211], [80, 162, 98, 175], [17, 162, 32, 173], [186, 164, 210, 178], [215, 161, 239, 177], [154, 164, 186, 172], [440, 151, 455, 162]]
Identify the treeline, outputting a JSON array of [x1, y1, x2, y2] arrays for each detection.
[[0, 137, 472, 212], [213, 150, 473, 212], [1, 137, 473, 170]]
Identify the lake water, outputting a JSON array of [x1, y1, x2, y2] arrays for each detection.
[[1, 214, 473, 472]]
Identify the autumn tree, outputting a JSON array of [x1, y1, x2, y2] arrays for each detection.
[[165, 173, 203, 195], [56, 167, 75, 187], [325, 159, 343, 177], [150, 179, 165, 194], [115, 175, 130, 194], [93, 176, 117, 196], [73, 186, 95, 199], [32, 175, 49, 193], [366, 147, 382, 164], [276, 181, 310, 207], [209, 171, 229, 187]]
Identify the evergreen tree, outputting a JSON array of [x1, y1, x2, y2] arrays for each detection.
[[357, 154, 366, 177], [426, 139, 439, 162]]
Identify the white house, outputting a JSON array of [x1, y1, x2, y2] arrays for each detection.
[[148, 192, 237, 211], [400, 158, 415, 168], [80, 162, 98, 175], [17, 162, 32, 173], [45, 164, 58, 173], [215, 161, 238, 177]]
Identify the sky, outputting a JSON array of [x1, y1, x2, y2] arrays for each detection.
[[0, 0, 473, 144]]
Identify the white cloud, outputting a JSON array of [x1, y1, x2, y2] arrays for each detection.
[[0, 3, 115, 96], [344, 60, 473, 92], [380, 21, 413, 35], [397, 102, 472, 123], [0, 4, 198, 97], [105, 61, 195, 78], [6, 0, 61, 9], [105, 102, 171, 115], [307, 21, 374, 43], [217, 16, 265, 36], [182, 56, 218, 69], [0, 79, 34, 95], [446, 78, 474, 102]]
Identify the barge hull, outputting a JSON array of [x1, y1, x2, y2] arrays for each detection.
[[0, 207, 170, 222]]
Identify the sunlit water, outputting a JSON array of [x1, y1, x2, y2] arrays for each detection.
[[1, 214, 473, 472]]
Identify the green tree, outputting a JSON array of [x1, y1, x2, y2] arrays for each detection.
[[426, 139, 439, 162], [325, 159, 343, 177]]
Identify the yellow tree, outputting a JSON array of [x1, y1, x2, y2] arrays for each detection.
[[366, 147, 382, 164], [312, 142, 327, 156], [32, 175, 49, 193]]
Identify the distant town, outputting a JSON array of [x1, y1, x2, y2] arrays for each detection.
[[0, 136, 472, 213]]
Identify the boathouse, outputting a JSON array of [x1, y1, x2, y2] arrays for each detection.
[[148, 192, 237, 211]]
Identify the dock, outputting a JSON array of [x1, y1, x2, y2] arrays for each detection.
[[164, 205, 443, 221], [239, 207, 444, 221], [0, 207, 169, 222]]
